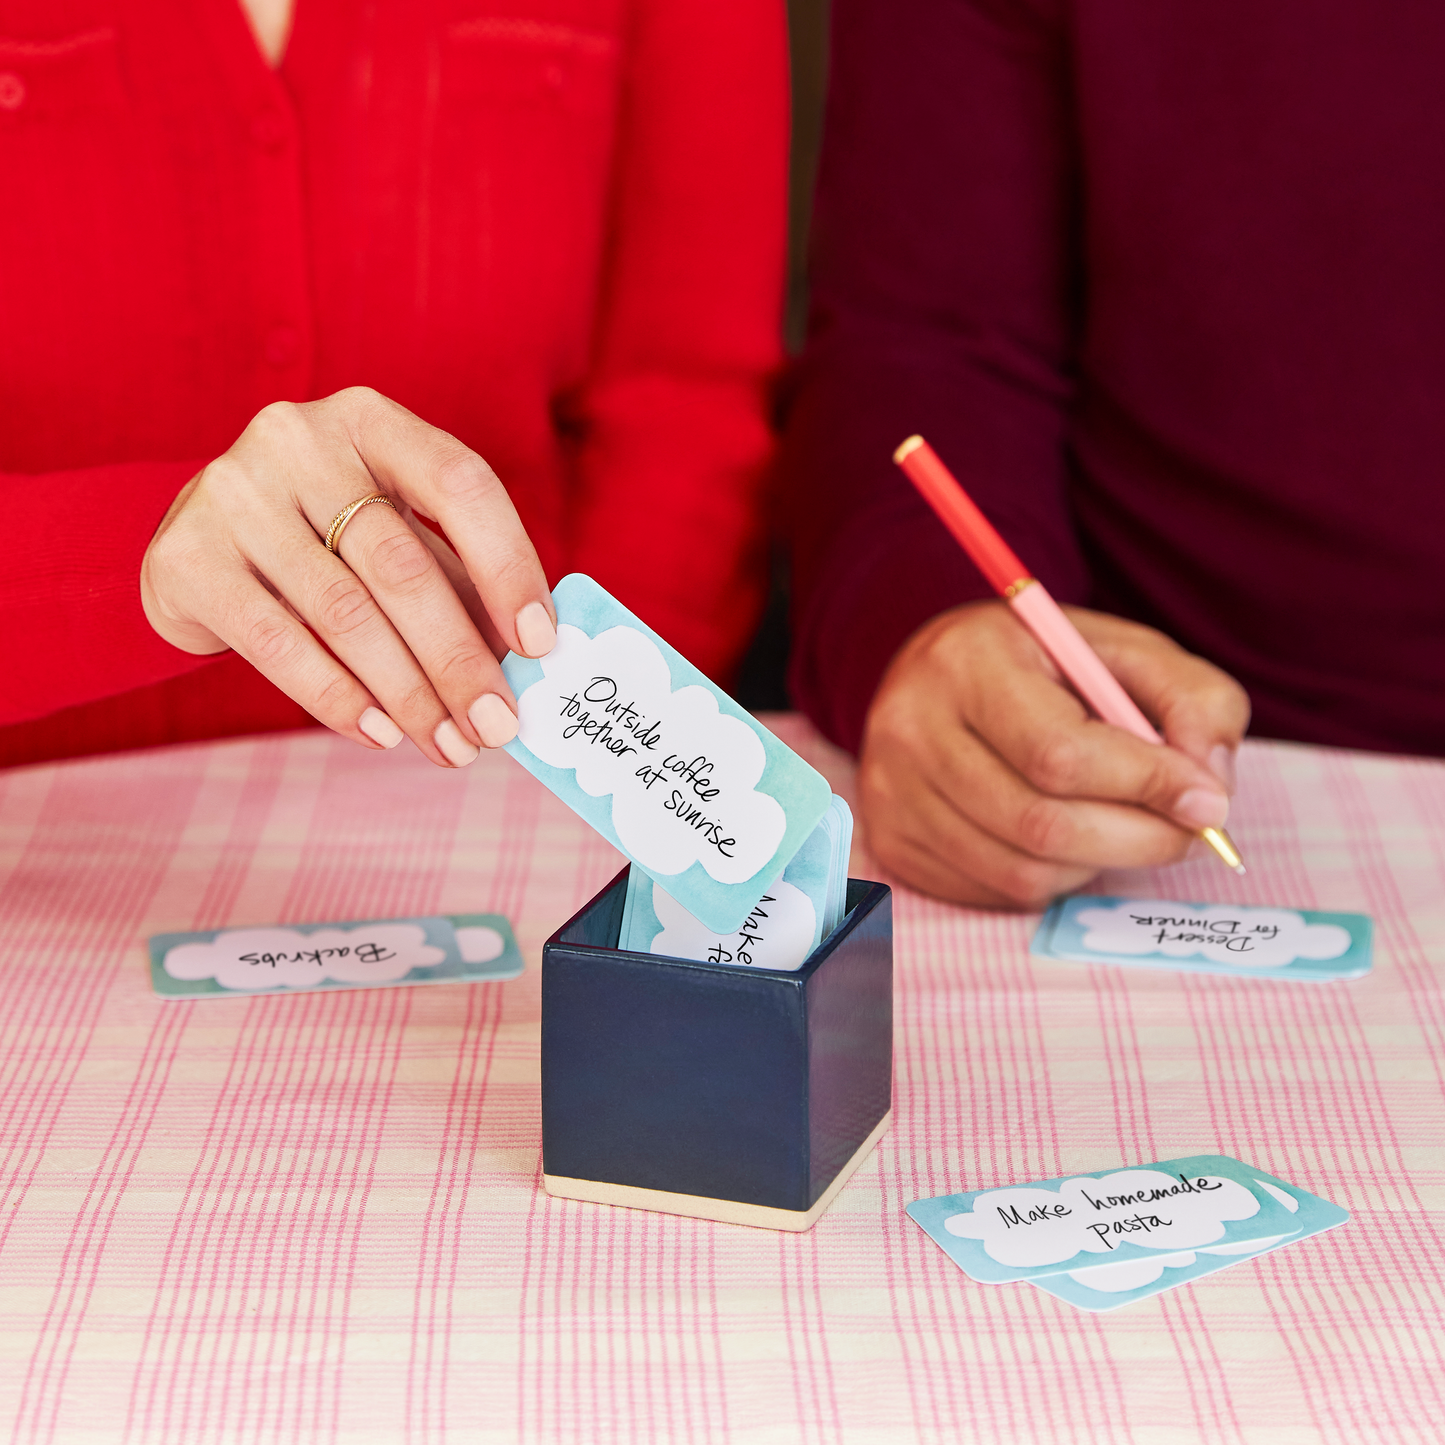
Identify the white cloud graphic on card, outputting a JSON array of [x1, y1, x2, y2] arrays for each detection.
[[652, 879, 817, 972], [942, 1169, 1261, 1267], [163, 924, 444, 990], [514, 623, 785, 883], [1059, 1177, 1299, 1289], [453, 926, 506, 963], [1075, 901, 1351, 969], [1064, 1232, 1293, 1292]]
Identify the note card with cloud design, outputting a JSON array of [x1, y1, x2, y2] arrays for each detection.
[[908, 1156, 1307, 1285], [501, 574, 833, 935], [1032, 896, 1373, 981], [909, 1157, 1348, 1312], [149, 914, 523, 998]]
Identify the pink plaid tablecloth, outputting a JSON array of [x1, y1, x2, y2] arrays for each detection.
[[1, 718, 1442, 1444]]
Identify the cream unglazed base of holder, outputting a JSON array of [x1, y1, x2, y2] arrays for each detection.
[[545, 1111, 892, 1232], [540, 872, 894, 1234]]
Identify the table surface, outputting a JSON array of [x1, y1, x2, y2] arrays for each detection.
[[1, 718, 1442, 1445]]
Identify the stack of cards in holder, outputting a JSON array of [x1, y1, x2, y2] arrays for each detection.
[[908, 1155, 1349, 1313], [617, 795, 854, 972]]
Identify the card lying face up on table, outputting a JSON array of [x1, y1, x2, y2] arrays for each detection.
[[501, 574, 835, 937], [909, 1155, 1349, 1313], [1032, 896, 1374, 981], [150, 914, 524, 998]]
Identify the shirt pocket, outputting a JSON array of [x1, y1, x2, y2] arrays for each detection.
[[0, 27, 127, 123]]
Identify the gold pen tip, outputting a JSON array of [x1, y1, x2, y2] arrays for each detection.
[[1199, 825, 1246, 873], [893, 435, 925, 465]]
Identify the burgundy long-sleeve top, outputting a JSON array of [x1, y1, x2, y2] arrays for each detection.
[[784, 0, 1445, 758], [0, 0, 787, 767]]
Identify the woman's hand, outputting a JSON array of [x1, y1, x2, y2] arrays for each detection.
[[858, 601, 1250, 908], [140, 388, 556, 767]]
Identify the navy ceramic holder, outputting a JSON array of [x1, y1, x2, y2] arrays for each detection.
[[541, 870, 893, 1231]]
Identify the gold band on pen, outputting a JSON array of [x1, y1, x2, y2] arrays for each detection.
[[324, 493, 396, 553]]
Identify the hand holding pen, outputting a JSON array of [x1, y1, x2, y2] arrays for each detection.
[[854, 438, 1250, 910]]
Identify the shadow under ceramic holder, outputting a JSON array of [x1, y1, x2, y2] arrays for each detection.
[[541, 871, 893, 1231]]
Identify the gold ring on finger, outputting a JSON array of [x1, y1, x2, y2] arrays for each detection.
[[324, 493, 397, 553]]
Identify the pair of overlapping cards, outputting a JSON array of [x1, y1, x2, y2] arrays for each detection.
[[501, 574, 850, 971], [908, 1155, 1349, 1312]]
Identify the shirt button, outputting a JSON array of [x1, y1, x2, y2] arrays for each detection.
[[0, 72, 25, 111], [264, 326, 299, 367], [251, 107, 287, 151]]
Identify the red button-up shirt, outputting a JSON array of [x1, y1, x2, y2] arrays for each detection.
[[0, 0, 788, 765]]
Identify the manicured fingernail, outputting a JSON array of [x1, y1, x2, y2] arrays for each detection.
[[469, 692, 519, 749], [1208, 745, 1238, 794], [435, 718, 480, 768], [515, 601, 556, 658], [1174, 787, 1230, 830], [358, 707, 404, 749]]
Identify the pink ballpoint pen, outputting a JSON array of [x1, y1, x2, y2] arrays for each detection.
[[894, 435, 1246, 875]]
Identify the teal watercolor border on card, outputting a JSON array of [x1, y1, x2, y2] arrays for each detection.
[[1029, 1166, 1349, 1312], [907, 1155, 1306, 1285], [778, 813, 832, 954], [501, 573, 832, 934], [1031, 896, 1374, 982], [149, 914, 524, 998]]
